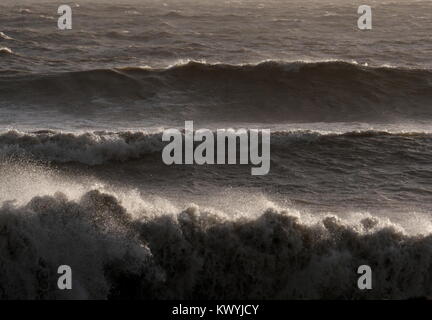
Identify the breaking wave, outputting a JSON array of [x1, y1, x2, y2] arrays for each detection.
[[0, 130, 164, 165], [0, 129, 431, 166], [1, 188, 432, 299]]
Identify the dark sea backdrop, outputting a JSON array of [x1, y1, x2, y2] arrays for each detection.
[[1, 0, 432, 299]]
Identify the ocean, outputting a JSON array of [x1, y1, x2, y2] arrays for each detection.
[[1, 0, 432, 299]]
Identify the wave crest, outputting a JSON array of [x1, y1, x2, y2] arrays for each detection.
[[0, 47, 13, 55]]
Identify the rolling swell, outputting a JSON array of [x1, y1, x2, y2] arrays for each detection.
[[1, 61, 432, 123], [1, 189, 432, 299]]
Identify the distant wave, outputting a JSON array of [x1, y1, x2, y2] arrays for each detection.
[[1, 189, 432, 299], [1, 61, 431, 123], [0, 32, 14, 41], [0, 47, 13, 55], [162, 10, 185, 18], [18, 8, 32, 14], [1, 129, 431, 166]]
